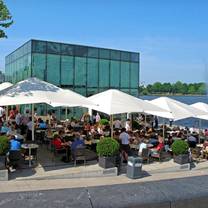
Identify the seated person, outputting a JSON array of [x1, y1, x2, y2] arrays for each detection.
[[150, 134, 164, 155], [71, 132, 85, 159], [52, 134, 71, 161], [0, 122, 11, 134], [204, 129, 208, 137], [52, 134, 70, 150], [138, 139, 147, 156], [39, 119, 47, 129], [187, 135, 197, 148]]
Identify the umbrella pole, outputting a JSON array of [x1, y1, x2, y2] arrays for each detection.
[[65, 107, 67, 120], [163, 118, 165, 140], [199, 119, 202, 144], [6, 106, 8, 121], [32, 104, 35, 141], [111, 115, 114, 139], [144, 113, 147, 131]]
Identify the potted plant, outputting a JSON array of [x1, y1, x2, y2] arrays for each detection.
[[0, 135, 9, 180], [171, 140, 189, 165], [96, 137, 120, 169]]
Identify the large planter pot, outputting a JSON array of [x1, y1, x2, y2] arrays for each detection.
[[0, 155, 8, 181], [0, 155, 6, 166], [99, 156, 116, 169], [174, 154, 189, 165]]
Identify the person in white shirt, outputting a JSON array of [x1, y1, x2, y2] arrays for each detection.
[[119, 128, 130, 162], [138, 139, 147, 156], [0, 106, 5, 118], [125, 119, 131, 131], [95, 113, 101, 123], [113, 119, 121, 129], [15, 111, 22, 126]]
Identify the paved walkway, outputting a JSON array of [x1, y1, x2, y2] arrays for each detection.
[[1, 160, 208, 193]]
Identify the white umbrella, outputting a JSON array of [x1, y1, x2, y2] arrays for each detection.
[[87, 89, 165, 115], [0, 82, 13, 92], [191, 102, 208, 120], [87, 89, 167, 137], [0, 77, 95, 141], [148, 97, 206, 121]]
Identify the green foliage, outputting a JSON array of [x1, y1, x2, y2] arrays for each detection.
[[0, 0, 13, 38], [171, 140, 189, 156], [132, 120, 140, 130], [0, 135, 9, 155], [96, 137, 120, 157], [139, 82, 206, 95], [99, 119, 109, 125]]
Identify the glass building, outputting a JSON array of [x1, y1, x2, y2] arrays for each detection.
[[5, 39, 140, 118]]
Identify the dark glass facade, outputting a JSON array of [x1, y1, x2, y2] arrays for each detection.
[[5, 39, 140, 97]]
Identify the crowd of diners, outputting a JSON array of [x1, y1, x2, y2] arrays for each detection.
[[1, 106, 208, 171]]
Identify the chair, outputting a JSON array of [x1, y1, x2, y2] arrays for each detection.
[[151, 147, 165, 162], [141, 148, 150, 163], [73, 146, 87, 166], [50, 143, 67, 162], [35, 130, 46, 144]]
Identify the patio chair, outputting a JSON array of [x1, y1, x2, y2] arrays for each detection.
[[151, 147, 165, 162], [50, 143, 68, 162], [141, 148, 150, 163], [73, 146, 87, 167]]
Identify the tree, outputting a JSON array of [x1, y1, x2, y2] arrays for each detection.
[[0, 0, 13, 38]]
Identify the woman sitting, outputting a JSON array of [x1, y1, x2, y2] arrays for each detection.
[[150, 134, 165, 156]]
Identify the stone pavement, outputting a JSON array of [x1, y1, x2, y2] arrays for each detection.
[[0, 160, 208, 193], [0, 175, 208, 208]]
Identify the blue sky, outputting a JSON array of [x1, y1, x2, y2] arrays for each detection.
[[1, 0, 208, 84]]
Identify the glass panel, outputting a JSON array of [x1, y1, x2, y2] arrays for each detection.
[[130, 89, 138, 97], [110, 60, 120, 87], [61, 55, 74, 85], [47, 54, 60, 85], [87, 58, 98, 87], [131, 52, 139, 62], [74, 45, 88, 57], [47, 42, 60, 54], [121, 51, 130, 61], [99, 59, 109, 88], [61, 44, 74, 55], [32, 53, 45, 80], [88, 47, 98, 58], [120, 61, 130, 88], [111, 50, 120, 60], [99, 48, 110, 59], [32, 40, 46, 53], [74, 88, 86, 96], [120, 88, 130, 94], [87, 88, 98, 97], [74, 57, 86, 86], [130, 63, 139, 88]]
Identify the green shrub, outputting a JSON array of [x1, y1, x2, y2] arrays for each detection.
[[96, 137, 120, 157], [99, 119, 109, 126], [132, 120, 140, 130], [171, 140, 189, 156], [0, 136, 9, 155]]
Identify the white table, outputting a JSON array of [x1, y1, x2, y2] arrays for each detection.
[[21, 144, 39, 167]]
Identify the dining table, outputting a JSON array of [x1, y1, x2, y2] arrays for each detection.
[[21, 143, 39, 167]]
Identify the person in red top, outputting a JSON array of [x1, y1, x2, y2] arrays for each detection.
[[150, 134, 164, 156], [52, 134, 71, 162]]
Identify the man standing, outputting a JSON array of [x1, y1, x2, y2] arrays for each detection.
[[119, 128, 130, 163]]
